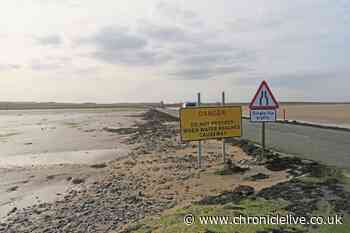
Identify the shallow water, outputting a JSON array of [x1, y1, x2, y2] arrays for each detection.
[[0, 108, 144, 218], [0, 108, 143, 162]]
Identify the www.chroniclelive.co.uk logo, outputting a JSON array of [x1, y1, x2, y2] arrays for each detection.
[[184, 214, 343, 225]]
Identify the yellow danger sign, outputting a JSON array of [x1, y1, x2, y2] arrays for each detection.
[[180, 106, 242, 141]]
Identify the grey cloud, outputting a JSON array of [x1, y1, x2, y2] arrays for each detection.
[[140, 23, 188, 42], [172, 41, 237, 56], [93, 50, 171, 66], [92, 27, 147, 52], [226, 16, 285, 33], [168, 38, 256, 79], [180, 54, 231, 66], [37, 35, 62, 46], [238, 70, 345, 88], [178, 49, 256, 66], [268, 71, 342, 88], [79, 2, 256, 72], [168, 66, 252, 80], [84, 12, 256, 73], [86, 26, 172, 66]]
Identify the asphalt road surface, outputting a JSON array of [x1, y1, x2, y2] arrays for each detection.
[[158, 108, 350, 168]]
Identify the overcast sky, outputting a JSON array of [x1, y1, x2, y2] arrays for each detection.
[[0, 0, 349, 103]]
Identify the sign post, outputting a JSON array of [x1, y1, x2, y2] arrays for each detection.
[[221, 91, 226, 162], [262, 122, 266, 159], [180, 96, 242, 169], [249, 80, 279, 160], [197, 92, 202, 169]]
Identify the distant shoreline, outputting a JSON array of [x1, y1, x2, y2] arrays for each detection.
[[0, 102, 154, 110], [0, 101, 349, 110], [166, 102, 350, 107]]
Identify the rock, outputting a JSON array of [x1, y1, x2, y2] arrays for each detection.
[[103, 127, 138, 135], [309, 164, 332, 177], [7, 186, 19, 192], [219, 159, 249, 175], [249, 173, 269, 181], [90, 163, 107, 169], [7, 207, 17, 216], [72, 178, 85, 185], [33, 208, 43, 215], [197, 185, 255, 205], [46, 175, 55, 180], [124, 160, 137, 167], [258, 178, 350, 216], [233, 185, 255, 197], [265, 156, 302, 172]]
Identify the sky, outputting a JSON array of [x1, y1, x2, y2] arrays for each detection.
[[0, 0, 349, 103]]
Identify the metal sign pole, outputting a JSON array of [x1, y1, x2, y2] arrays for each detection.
[[197, 92, 202, 169], [261, 122, 266, 160], [222, 91, 226, 162], [249, 81, 278, 161]]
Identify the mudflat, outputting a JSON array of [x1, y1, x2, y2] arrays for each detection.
[[0, 108, 144, 218], [243, 103, 350, 128]]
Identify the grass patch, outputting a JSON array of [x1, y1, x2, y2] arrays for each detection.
[[214, 168, 231, 176], [126, 178, 350, 233], [299, 167, 350, 188], [127, 198, 350, 233], [126, 198, 307, 233], [309, 215, 350, 233], [310, 200, 350, 233]]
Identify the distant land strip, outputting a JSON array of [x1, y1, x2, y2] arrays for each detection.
[[166, 102, 350, 107], [0, 102, 156, 110], [0, 101, 349, 110]]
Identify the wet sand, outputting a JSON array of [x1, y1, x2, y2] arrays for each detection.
[[0, 108, 145, 218], [242, 103, 350, 128]]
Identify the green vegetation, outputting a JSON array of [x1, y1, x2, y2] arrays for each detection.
[[301, 166, 350, 188], [127, 199, 307, 233], [125, 166, 350, 233]]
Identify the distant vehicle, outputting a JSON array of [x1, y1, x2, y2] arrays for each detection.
[[182, 102, 197, 108]]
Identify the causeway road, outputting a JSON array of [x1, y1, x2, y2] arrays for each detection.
[[158, 108, 350, 168]]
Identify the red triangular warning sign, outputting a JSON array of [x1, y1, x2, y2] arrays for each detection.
[[249, 80, 279, 110]]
